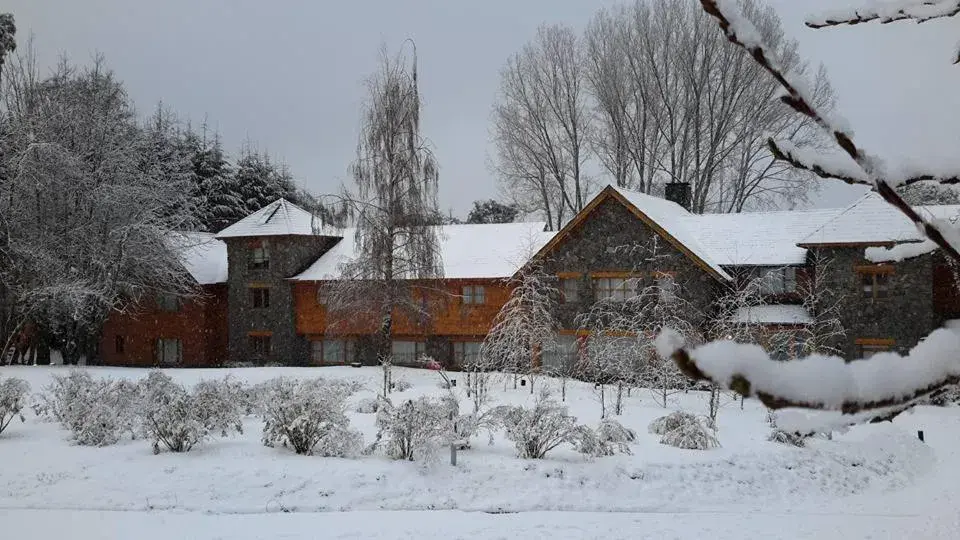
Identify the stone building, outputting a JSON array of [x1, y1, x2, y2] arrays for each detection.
[[98, 186, 960, 368]]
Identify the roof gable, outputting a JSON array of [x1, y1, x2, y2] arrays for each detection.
[[531, 185, 732, 281], [215, 198, 325, 239]]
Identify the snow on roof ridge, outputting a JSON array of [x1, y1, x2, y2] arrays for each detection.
[[215, 198, 324, 239]]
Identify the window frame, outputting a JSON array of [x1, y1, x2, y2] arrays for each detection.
[[758, 267, 798, 295], [391, 340, 426, 365], [156, 293, 181, 312], [249, 333, 272, 357], [311, 338, 354, 365], [856, 265, 894, 300], [462, 285, 486, 305], [561, 277, 579, 303], [155, 338, 182, 365], [248, 240, 270, 271], [855, 338, 895, 359], [250, 286, 271, 309], [593, 276, 637, 302], [453, 341, 483, 368]]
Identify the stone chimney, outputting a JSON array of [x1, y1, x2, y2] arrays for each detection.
[[664, 182, 692, 211]]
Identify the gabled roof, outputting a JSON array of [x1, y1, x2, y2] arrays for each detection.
[[170, 232, 228, 285], [215, 198, 325, 239], [292, 222, 553, 281], [798, 192, 960, 246], [532, 186, 733, 282], [691, 209, 840, 266]]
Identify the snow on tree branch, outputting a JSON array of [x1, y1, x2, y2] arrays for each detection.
[[659, 325, 960, 414], [806, 1, 960, 33]]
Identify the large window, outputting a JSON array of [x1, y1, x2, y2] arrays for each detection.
[[311, 339, 354, 365], [593, 277, 637, 302], [561, 278, 579, 303], [249, 334, 271, 357], [462, 285, 485, 305], [453, 341, 482, 368], [155, 338, 182, 365], [250, 286, 270, 308], [249, 240, 270, 270], [858, 267, 892, 299], [391, 340, 426, 365], [759, 267, 797, 295], [156, 293, 181, 312]]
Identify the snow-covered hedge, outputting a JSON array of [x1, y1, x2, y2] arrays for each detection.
[[139, 371, 243, 454], [768, 429, 807, 447], [372, 396, 450, 461], [38, 370, 139, 446], [497, 391, 584, 459], [260, 377, 362, 457], [649, 411, 719, 450], [0, 376, 30, 436], [355, 397, 380, 414]]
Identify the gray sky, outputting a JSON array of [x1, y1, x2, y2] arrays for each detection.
[[7, 1, 960, 216]]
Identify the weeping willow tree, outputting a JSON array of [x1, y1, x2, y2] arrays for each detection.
[[326, 43, 443, 396]]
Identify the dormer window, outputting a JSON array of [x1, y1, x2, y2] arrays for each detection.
[[249, 240, 270, 270], [758, 267, 797, 295]]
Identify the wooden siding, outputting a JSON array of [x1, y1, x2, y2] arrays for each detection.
[[293, 279, 511, 338], [99, 284, 228, 367]]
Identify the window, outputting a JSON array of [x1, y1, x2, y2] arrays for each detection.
[[656, 274, 676, 303], [593, 277, 637, 302], [311, 339, 354, 365], [248, 240, 270, 270], [155, 338, 182, 365], [857, 266, 893, 299], [250, 286, 270, 308], [561, 278, 579, 303], [156, 293, 181, 312], [542, 334, 580, 372], [462, 285, 485, 305], [453, 341, 482, 368], [316, 286, 328, 305], [115, 335, 125, 355], [856, 338, 895, 359], [758, 267, 797, 295], [249, 334, 271, 357], [391, 340, 426, 365]]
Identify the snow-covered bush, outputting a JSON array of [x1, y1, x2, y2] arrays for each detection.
[[649, 411, 719, 450], [260, 377, 361, 456], [498, 390, 579, 459], [372, 396, 450, 461], [39, 370, 139, 446], [0, 377, 30, 436], [138, 371, 242, 454], [355, 397, 380, 414], [391, 379, 412, 392], [569, 418, 636, 457], [768, 429, 806, 447]]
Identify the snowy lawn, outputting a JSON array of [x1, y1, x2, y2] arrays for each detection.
[[1, 365, 958, 538]]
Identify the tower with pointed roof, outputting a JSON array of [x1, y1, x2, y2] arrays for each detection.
[[215, 198, 340, 364]]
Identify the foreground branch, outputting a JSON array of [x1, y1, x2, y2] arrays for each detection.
[[805, 1, 960, 29]]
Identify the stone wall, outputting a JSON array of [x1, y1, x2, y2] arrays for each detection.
[[541, 196, 720, 333], [811, 246, 935, 358], [225, 235, 338, 365]]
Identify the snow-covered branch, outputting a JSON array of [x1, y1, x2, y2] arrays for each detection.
[[806, 1, 960, 31]]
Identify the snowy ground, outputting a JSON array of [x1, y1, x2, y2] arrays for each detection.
[[1, 365, 958, 539]]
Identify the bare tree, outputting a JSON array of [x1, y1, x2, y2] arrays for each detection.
[[659, 0, 960, 423], [481, 259, 559, 395], [325, 44, 442, 396], [797, 254, 846, 356], [492, 24, 591, 231], [582, 0, 834, 212], [0, 13, 15, 89]]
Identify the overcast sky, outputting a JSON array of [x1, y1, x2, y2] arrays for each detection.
[[6, 0, 960, 216]]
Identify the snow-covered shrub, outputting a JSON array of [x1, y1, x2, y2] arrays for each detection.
[[0, 377, 30, 436], [391, 379, 412, 392], [138, 371, 242, 454], [260, 377, 361, 456], [355, 396, 380, 414], [929, 384, 960, 406], [498, 390, 578, 459], [40, 370, 138, 446], [372, 396, 450, 461], [768, 429, 806, 447], [569, 419, 636, 457], [649, 411, 719, 450]]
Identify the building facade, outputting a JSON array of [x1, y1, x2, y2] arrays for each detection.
[[98, 187, 960, 368]]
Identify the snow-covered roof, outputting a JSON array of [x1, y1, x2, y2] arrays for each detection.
[[171, 232, 228, 285], [800, 192, 960, 246], [293, 222, 553, 281], [691, 209, 840, 267], [215, 199, 325, 239], [732, 305, 812, 325], [612, 187, 733, 281]]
